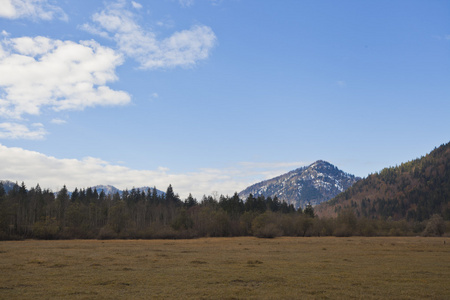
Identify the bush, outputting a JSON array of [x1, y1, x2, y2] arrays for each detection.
[[253, 223, 282, 238], [358, 218, 376, 236], [334, 224, 353, 237], [98, 226, 118, 239], [251, 212, 283, 238], [311, 217, 335, 236], [334, 209, 357, 237], [423, 214, 446, 237], [294, 215, 313, 236], [32, 217, 60, 239]]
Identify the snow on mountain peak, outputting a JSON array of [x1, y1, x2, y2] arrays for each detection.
[[238, 160, 360, 209]]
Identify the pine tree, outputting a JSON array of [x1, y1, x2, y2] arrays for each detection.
[[166, 184, 175, 204], [184, 193, 197, 209], [304, 204, 315, 218]]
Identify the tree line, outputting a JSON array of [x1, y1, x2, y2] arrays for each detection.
[[0, 181, 446, 240]]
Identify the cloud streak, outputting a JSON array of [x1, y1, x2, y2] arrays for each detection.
[[0, 0, 67, 21], [83, 0, 217, 69], [0, 122, 46, 139], [0, 144, 307, 199]]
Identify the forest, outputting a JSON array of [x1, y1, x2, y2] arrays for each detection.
[[318, 142, 450, 224], [0, 180, 447, 240]]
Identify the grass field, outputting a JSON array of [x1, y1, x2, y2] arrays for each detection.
[[0, 237, 449, 299]]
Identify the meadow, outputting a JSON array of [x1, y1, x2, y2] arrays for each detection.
[[0, 237, 449, 299]]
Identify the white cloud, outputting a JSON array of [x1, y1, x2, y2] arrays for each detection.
[[84, 0, 217, 69], [0, 144, 306, 199], [179, 0, 194, 7], [178, 0, 222, 7], [131, 1, 142, 9], [50, 118, 66, 124], [0, 122, 47, 139], [0, 0, 67, 21], [78, 23, 111, 39], [0, 35, 130, 119]]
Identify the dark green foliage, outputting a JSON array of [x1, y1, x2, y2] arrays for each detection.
[[304, 204, 315, 218], [184, 193, 197, 209], [220, 193, 245, 217], [171, 209, 193, 230], [0, 182, 5, 198]]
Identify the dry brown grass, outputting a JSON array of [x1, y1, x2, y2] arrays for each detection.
[[0, 237, 449, 299]]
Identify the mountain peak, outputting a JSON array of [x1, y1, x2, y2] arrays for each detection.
[[309, 160, 336, 170], [239, 161, 360, 209]]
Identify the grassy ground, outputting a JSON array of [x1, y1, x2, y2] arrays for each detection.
[[0, 237, 449, 299]]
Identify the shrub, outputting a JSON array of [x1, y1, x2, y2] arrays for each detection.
[[32, 217, 60, 239], [423, 214, 446, 237], [251, 212, 283, 238], [98, 226, 118, 239], [294, 215, 314, 236], [253, 223, 282, 238], [334, 224, 353, 237]]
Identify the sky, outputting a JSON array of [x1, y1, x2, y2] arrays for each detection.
[[0, 0, 449, 199]]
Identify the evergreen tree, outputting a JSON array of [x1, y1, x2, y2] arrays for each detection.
[[304, 204, 315, 218], [71, 188, 79, 202], [151, 186, 159, 204], [166, 184, 175, 203], [184, 193, 197, 209], [0, 182, 6, 199], [56, 185, 70, 227]]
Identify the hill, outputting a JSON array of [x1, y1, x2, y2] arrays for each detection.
[[315, 142, 450, 221], [239, 160, 360, 209], [0, 180, 17, 194]]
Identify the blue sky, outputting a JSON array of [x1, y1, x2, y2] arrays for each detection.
[[0, 0, 449, 198]]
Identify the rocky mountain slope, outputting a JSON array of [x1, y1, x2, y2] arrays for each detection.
[[239, 160, 360, 209]]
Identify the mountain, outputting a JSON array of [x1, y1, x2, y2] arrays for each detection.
[[91, 185, 165, 197], [0, 180, 18, 194], [315, 142, 450, 221], [238, 160, 360, 209], [92, 185, 121, 195]]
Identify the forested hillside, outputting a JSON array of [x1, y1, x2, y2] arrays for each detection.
[[316, 142, 450, 221]]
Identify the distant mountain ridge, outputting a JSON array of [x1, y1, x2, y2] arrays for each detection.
[[0, 181, 165, 197], [0, 180, 16, 194], [239, 160, 360, 209], [92, 185, 165, 197], [315, 142, 450, 221]]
